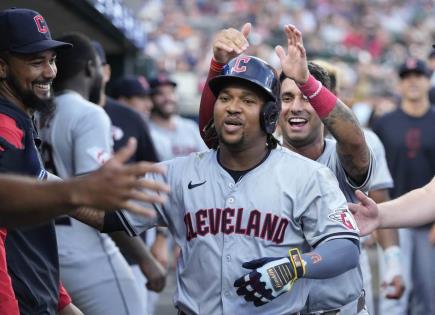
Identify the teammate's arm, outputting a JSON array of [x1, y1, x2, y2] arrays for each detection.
[[199, 23, 251, 148], [110, 231, 167, 292], [234, 238, 359, 306], [276, 24, 370, 184], [350, 179, 435, 234], [0, 140, 169, 227]]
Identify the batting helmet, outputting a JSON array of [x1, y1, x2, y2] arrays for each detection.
[[208, 55, 281, 134]]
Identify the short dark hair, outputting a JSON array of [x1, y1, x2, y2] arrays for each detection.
[[53, 32, 97, 89], [279, 61, 331, 90]]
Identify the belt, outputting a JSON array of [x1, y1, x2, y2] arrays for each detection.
[[299, 291, 366, 315], [179, 293, 365, 315]]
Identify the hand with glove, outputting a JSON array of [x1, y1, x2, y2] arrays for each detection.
[[234, 248, 305, 306]]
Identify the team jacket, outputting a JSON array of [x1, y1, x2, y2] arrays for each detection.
[[0, 98, 70, 314]]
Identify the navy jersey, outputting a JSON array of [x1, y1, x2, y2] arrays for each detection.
[[373, 108, 435, 198], [104, 98, 159, 163], [0, 98, 60, 315]]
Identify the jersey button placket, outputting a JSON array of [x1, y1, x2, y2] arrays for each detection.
[[222, 192, 235, 314]]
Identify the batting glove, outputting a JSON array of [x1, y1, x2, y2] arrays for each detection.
[[234, 248, 305, 307]]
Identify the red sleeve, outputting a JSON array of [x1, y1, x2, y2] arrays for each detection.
[[57, 282, 72, 311], [199, 58, 224, 148], [0, 114, 24, 151], [0, 229, 19, 315]]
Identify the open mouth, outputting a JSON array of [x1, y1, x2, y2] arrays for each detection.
[[33, 83, 51, 92], [288, 117, 308, 128], [223, 118, 243, 132]]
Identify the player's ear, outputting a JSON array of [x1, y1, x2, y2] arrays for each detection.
[[85, 59, 94, 78], [0, 54, 9, 80]]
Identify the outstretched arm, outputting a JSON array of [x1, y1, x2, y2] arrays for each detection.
[[276, 24, 370, 184], [199, 23, 251, 148], [0, 139, 169, 227], [349, 179, 435, 234]]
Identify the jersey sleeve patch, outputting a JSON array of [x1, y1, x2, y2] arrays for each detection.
[[86, 147, 111, 165], [0, 114, 24, 150], [328, 207, 359, 232]]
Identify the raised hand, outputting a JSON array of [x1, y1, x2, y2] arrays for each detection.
[[275, 24, 309, 84], [348, 190, 381, 236], [213, 22, 251, 64], [71, 138, 170, 217]]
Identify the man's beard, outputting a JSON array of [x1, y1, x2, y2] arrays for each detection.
[[6, 74, 55, 115], [151, 102, 174, 119]]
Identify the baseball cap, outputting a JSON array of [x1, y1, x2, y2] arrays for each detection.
[[0, 8, 72, 54], [149, 73, 177, 90], [111, 75, 151, 99], [91, 40, 107, 65], [398, 57, 430, 78]]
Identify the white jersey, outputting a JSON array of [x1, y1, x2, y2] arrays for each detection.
[[125, 147, 360, 315], [304, 138, 374, 312], [148, 115, 207, 161], [40, 91, 131, 288]]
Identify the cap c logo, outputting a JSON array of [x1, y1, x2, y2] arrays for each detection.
[[231, 56, 251, 73], [33, 15, 48, 34]]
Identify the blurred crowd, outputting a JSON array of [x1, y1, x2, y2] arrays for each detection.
[[137, 0, 434, 115]]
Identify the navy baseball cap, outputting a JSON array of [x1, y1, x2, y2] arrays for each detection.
[[149, 73, 177, 90], [111, 75, 151, 98], [0, 8, 72, 54], [398, 57, 430, 78]]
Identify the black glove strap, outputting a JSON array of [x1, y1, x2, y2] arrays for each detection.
[[288, 248, 305, 278]]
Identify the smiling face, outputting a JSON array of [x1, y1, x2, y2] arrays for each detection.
[[213, 81, 267, 151], [151, 84, 177, 119], [399, 72, 430, 103], [0, 49, 57, 113], [278, 78, 323, 149]]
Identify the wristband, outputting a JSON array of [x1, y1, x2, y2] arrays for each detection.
[[297, 74, 337, 119], [383, 245, 402, 282], [288, 248, 306, 279], [210, 57, 225, 73]]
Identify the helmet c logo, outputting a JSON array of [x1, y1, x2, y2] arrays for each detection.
[[34, 15, 48, 34], [232, 56, 251, 73]]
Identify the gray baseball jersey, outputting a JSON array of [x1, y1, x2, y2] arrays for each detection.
[[124, 147, 360, 315], [40, 91, 145, 314], [363, 128, 393, 190], [148, 115, 207, 161], [303, 137, 374, 312]]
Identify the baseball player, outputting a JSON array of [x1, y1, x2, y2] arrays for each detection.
[[93, 41, 168, 304], [0, 8, 81, 315], [122, 55, 362, 315], [313, 59, 405, 311], [148, 73, 207, 161], [39, 33, 149, 315], [146, 72, 208, 314], [199, 24, 371, 314]]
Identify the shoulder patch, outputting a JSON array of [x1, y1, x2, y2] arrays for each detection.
[[111, 125, 124, 141], [86, 147, 111, 165], [328, 207, 359, 232]]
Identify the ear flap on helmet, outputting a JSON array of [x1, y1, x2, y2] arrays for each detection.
[[260, 101, 280, 135]]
